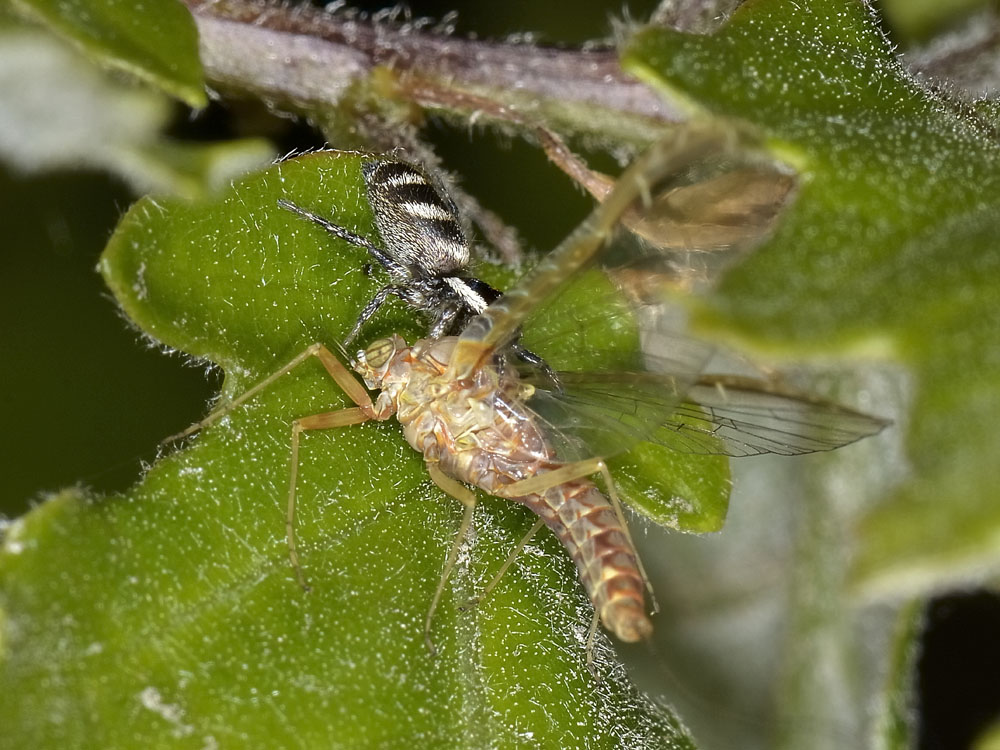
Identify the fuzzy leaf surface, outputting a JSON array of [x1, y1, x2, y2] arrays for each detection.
[[625, 0, 1000, 599], [0, 152, 716, 748]]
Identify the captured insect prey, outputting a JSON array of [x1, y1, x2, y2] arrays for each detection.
[[179, 121, 888, 668], [278, 157, 553, 377]]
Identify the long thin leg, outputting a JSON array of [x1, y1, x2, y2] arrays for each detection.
[[510, 342, 560, 390], [424, 462, 477, 656], [163, 341, 383, 591], [163, 343, 374, 443], [428, 304, 460, 339], [491, 457, 606, 497], [277, 199, 413, 286], [287, 407, 373, 589], [462, 517, 546, 611], [278, 199, 386, 261], [272, 347, 381, 590], [595, 462, 657, 612]]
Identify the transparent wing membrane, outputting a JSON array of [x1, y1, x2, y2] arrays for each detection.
[[665, 377, 890, 456], [454, 120, 887, 462], [524, 334, 716, 461], [526, 369, 888, 461]]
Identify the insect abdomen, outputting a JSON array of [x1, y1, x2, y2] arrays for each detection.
[[524, 482, 651, 643], [394, 342, 651, 642]]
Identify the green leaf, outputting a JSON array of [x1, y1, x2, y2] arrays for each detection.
[[11, 0, 205, 107], [870, 600, 924, 750], [624, 0, 1000, 600], [880, 0, 992, 41], [0, 25, 272, 197], [0, 152, 702, 747], [610, 442, 729, 533]]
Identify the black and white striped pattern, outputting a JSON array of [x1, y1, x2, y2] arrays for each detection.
[[362, 160, 470, 273], [279, 155, 553, 379], [443, 276, 497, 315]]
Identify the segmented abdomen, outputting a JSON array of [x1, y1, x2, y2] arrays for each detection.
[[397, 364, 651, 642], [521, 479, 652, 643]]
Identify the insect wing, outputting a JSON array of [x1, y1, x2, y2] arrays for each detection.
[[523, 364, 888, 461], [623, 166, 796, 253], [536, 125, 796, 264], [522, 349, 711, 462], [362, 159, 470, 274], [513, 280, 886, 460], [660, 376, 890, 456]]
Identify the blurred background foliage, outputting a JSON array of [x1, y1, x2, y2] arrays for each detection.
[[2, 0, 1000, 748]]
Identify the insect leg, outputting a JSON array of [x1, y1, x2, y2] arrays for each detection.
[[279, 346, 388, 590], [509, 342, 560, 388], [278, 199, 409, 279], [246, 345, 381, 591], [491, 457, 608, 497], [163, 343, 373, 443], [423, 461, 478, 656], [278, 199, 383, 257], [585, 612, 601, 679], [461, 517, 546, 611], [428, 304, 460, 339], [591, 462, 657, 611], [163, 341, 385, 591], [288, 406, 373, 590]]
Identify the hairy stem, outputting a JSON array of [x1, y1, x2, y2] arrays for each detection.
[[184, 0, 684, 144]]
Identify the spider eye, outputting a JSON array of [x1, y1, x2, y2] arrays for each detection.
[[364, 338, 395, 368]]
